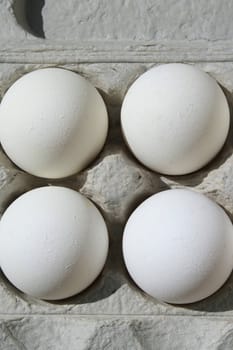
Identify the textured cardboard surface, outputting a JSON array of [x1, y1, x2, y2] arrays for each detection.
[[2, 1, 233, 349]]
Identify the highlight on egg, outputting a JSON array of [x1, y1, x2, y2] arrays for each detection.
[[123, 189, 233, 304], [121, 63, 230, 175], [0, 186, 109, 300], [0, 67, 108, 179]]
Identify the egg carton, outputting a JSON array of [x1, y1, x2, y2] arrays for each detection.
[[1, 1, 233, 349]]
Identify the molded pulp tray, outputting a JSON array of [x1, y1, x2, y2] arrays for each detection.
[[1, 1, 233, 349]]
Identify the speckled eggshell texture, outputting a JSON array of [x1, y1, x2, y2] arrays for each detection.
[[123, 189, 233, 304], [0, 186, 109, 300], [121, 63, 230, 175], [0, 68, 108, 179]]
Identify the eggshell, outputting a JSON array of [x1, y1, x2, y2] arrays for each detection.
[[0, 186, 109, 300], [123, 189, 233, 304], [121, 63, 230, 175], [0, 68, 108, 179]]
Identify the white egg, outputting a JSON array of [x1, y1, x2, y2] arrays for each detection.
[[123, 189, 233, 304], [0, 186, 109, 300], [121, 63, 230, 175], [0, 68, 108, 179]]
